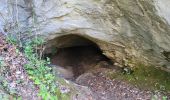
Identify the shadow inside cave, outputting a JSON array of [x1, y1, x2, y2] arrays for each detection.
[[44, 34, 113, 79]]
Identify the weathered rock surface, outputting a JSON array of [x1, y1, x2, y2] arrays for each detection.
[[0, 0, 170, 71], [50, 65, 74, 80]]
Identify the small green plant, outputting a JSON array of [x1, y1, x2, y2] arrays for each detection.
[[5, 32, 68, 99], [6, 34, 17, 45], [23, 37, 59, 100], [152, 95, 168, 100], [162, 96, 168, 100]]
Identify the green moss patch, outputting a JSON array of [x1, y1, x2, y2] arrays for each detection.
[[107, 64, 170, 92]]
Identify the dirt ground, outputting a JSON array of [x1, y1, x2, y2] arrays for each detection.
[[49, 45, 170, 100]]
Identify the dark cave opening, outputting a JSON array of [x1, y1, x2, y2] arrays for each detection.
[[44, 35, 113, 79]]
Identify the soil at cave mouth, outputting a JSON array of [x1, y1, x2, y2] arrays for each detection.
[[49, 45, 112, 78], [49, 45, 170, 100]]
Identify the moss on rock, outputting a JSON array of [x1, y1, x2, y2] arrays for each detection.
[[107, 64, 170, 92]]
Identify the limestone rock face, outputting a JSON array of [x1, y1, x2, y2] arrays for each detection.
[[0, 0, 170, 71]]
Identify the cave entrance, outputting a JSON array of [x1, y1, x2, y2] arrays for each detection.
[[45, 35, 112, 79]]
